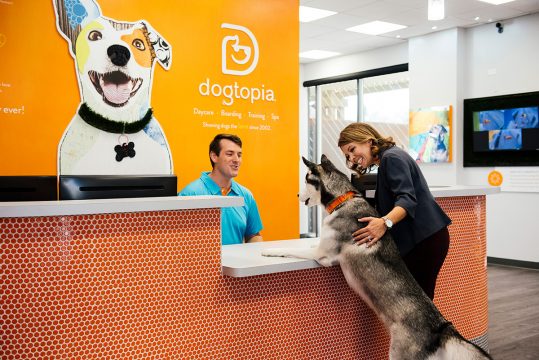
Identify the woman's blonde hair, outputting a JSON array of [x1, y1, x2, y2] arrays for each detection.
[[338, 123, 395, 174]]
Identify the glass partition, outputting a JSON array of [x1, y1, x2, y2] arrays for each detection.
[[302, 70, 409, 236]]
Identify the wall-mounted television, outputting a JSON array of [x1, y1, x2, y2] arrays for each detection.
[[463, 91, 539, 167]]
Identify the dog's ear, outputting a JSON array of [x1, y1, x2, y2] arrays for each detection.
[[320, 154, 337, 171], [302, 156, 316, 169], [142, 22, 172, 70], [53, 0, 102, 56]]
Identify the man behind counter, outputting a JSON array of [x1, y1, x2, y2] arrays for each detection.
[[179, 134, 263, 245]]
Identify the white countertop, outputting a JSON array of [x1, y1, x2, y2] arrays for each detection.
[[0, 196, 244, 218], [365, 185, 500, 199], [221, 186, 501, 278], [221, 238, 322, 277]]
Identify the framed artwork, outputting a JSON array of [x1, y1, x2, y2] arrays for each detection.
[[408, 105, 452, 163]]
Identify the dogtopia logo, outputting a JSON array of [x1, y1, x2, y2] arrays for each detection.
[[221, 23, 258, 76], [198, 22, 275, 106]]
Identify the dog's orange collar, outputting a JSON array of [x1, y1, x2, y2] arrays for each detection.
[[326, 191, 357, 214]]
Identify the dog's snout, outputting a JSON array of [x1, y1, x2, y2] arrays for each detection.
[[107, 45, 131, 67]]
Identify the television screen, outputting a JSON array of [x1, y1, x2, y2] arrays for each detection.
[[464, 91, 539, 167]]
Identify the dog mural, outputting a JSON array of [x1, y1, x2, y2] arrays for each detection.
[[417, 124, 449, 163], [53, 0, 173, 175], [263, 155, 493, 360]]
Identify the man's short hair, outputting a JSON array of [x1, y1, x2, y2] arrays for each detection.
[[209, 134, 242, 168]]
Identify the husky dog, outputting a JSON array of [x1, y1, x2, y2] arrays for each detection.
[[510, 107, 538, 129], [263, 155, 492, 360], [53, 0, 173, 175]]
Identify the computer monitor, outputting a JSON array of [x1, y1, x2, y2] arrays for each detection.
[[351, 173, 377, 206], [0, 176, 57, 201], [59, 175, 177, 200]]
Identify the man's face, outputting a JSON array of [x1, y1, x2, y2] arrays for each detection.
[[211, 139, 242, 179]]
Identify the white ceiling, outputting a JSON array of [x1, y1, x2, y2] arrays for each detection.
[[300, 0, 539, 63]]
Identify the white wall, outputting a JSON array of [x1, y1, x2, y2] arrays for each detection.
[[300, 13, 539, 263], [408, 28, 463, 186], [462, 14, 539, 263]]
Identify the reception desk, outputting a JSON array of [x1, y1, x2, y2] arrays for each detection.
[[1, 186, 498, 359]]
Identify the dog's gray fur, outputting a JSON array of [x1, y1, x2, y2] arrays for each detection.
[[262, 155, 492, 360]]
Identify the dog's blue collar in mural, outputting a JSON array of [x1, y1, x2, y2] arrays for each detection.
[[77, 103, 153, 134]]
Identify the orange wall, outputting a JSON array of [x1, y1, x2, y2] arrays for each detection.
[[0, 0, 299, 240]]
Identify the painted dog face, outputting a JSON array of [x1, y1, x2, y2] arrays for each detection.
[[428, 124, 447, 140], [77, 19, 151, 109], [53, 0, 171, 120]]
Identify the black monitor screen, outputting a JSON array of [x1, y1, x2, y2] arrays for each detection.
[[0, 176, 57, 202], [59, 175, 177, 200], [351, 173, 377, 206]]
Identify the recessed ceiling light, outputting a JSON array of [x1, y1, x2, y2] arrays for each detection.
[[488, 18, 493, 22], [299, 6, 337, 23], [432, 26, 438, 30], [396, 35, 401, 38], [299, 50, 341, 60], [474, 16, 480, 21], [346, 21, 407, 35], [477, 0, 516, 5], [428, 0, 445, 21]]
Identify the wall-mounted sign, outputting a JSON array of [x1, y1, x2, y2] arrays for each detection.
[[0, 0, 299, 240], [53, 0, 174, 175], [494, 167, 539, 193]]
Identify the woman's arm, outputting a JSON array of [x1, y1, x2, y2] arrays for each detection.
[[352, 206, 407, 246]]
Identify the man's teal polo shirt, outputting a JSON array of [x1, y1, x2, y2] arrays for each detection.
[[179, 172, 263, 245]]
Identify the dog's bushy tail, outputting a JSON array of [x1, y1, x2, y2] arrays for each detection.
[[435, 326, 493, 359]]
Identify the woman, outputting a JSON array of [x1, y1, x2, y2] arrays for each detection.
[[338, 123, 451, 300]]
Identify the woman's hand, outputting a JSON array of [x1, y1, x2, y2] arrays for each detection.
[[352, 217, 386, 247]]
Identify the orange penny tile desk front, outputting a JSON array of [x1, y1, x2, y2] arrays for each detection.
[[1, 187, 498, 359]]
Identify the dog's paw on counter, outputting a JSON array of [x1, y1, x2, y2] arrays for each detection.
[[261, 248, 289, 257]]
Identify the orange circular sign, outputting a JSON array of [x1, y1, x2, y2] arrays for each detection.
[[488, 170, 503, 186]]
